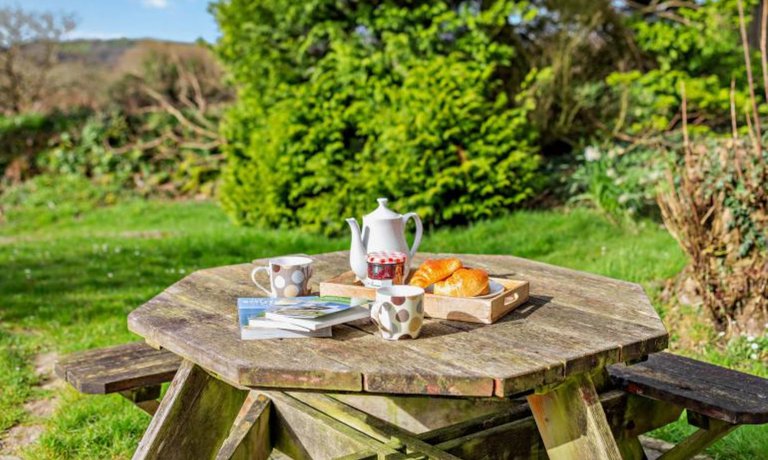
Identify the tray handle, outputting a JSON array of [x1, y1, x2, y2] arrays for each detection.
[[503, 290, 520, 307]]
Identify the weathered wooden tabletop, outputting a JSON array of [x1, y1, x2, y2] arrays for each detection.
[[128, 251, 667, 398]]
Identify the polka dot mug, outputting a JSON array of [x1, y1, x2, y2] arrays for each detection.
[[371, 285, 425, 340], [250, 256, 313, 297]]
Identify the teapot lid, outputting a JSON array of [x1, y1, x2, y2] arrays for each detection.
[[364, 198, 401, 220]]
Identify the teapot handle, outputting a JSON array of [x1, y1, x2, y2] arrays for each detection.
[[402, 212, 423, 259]]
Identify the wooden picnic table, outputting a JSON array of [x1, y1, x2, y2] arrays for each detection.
[[127, 251, 670, 459]]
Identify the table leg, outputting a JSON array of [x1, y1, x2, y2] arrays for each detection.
[[527, 373, 623, 460], [132, 360, 250, 460], [216, 391, 272, 460]]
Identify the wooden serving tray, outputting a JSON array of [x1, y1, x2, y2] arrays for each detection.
[[319, 271, 529, 324]]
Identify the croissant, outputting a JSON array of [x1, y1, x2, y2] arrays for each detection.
[[409, 258, 463, 288], [432, 268, 489, 297]]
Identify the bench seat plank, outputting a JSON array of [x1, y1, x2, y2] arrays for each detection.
[[54, 342, 181, 394], [609, 352, 768, 425]]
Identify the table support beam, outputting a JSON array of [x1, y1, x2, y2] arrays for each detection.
[[289, 392, 463, 460], [657, 419, 736, 460], [527, 373, 622, 460], [617, 436, 648, 460], [132, 360, 248, 460], [119, 385, 161, 416], [216, 391, 272, 460], [265, 391, 403, 459]]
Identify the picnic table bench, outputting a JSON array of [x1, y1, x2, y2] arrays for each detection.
[[54, 251, 768, 459]]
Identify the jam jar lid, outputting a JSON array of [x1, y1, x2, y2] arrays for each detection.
[[366, 251, 407, 264]]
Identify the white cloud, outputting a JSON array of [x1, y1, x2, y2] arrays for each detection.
[[142, 0, 170, 9]]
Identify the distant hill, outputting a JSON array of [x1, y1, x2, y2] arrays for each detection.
[[4, 38, 219, 113], [56, 38, 199, 69]]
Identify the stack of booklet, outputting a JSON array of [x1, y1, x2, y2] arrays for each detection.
[[237, 296, 370, 340]]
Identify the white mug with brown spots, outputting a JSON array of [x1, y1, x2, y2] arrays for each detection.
[[250, 256, 313, 297], [371, 285, 425, 340]]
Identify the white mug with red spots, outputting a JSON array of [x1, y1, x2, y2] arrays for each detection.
[[371, 285, 425, 340], [250, 256, 313, 298]]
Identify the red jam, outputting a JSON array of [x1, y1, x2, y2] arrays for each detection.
[[366, 251, 406, 287]]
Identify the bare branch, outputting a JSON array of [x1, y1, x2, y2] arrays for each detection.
[[141, 83, 220, 140], [737, 0, 762, 157], [730, 79, 739, 140], [681, 80, 689, 153], [761, 0, 768, 106]]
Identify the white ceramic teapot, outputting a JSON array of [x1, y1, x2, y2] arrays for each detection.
[[346, 198, 423, 280]]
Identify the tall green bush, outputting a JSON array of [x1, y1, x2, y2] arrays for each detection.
[[603, 0, 755, 136], [213, 0, 542, 235]]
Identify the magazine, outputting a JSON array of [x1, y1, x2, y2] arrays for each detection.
[[237, 297, 336, 339], [262, 296, 371, 331]]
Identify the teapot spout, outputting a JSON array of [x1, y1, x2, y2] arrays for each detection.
[[346, 218, 368, 280]]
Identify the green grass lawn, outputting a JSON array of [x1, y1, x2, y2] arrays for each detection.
[[0, 197, 765, 459]]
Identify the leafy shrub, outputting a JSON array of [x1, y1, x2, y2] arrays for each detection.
[[602, 1, 753, 137], [0, 111, 89, 183], [214, 0, 542, 235], [568, 142, 668, 220], [38, 110, 223, 197]]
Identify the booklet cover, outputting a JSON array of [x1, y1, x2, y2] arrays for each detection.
[[265, 296, 355, 318], [237, 297, 338, 340], [263, 296, 371, 331], [264, 306, 371, 331]]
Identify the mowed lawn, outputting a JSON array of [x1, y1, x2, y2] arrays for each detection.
[[0, 198, 765, 459]]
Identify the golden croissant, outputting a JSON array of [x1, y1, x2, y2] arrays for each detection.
[[409, 258, 463, 288], [433, 268, 490, 297]]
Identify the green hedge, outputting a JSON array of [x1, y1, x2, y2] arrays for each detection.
[[213, 0, 542, 235], [0, 111, 89, 182]]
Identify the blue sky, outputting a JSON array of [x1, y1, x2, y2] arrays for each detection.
[[0, 0, 219, 43]]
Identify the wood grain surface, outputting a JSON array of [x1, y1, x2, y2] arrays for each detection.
[[54, 341, 180, 394], [128, 251, 667, 397], [527, 373, 623, 460], [132, 360, 249, 460], [609, 352, 768, 424], [216, 392, 272, 460]]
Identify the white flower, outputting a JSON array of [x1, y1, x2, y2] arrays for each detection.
[[717, 331, 726, 338], [584, 146, 601, 162], [618, 194, 630, 204], [107, 272, 114, 278], [750, 353, 759, 360], [751, 343, 759, 350], [606, 168, 617, 178], [748, 336, 756, 342]]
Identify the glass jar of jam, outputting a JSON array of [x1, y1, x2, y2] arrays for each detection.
[[365, 251, 406, 287]]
